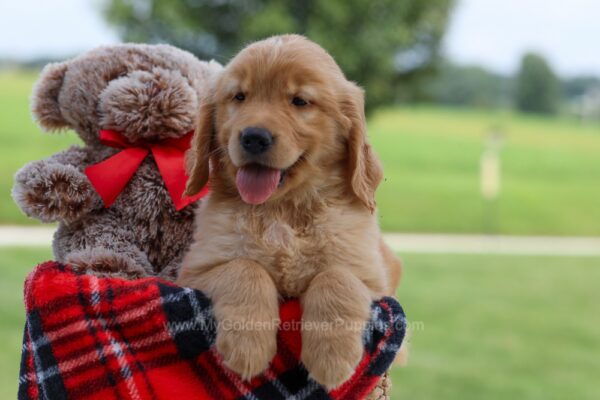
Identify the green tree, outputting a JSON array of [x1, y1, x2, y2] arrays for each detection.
[[563, 76, 600, 101], [426, 62, 512, 108], [515, 53, 560, 115], [103, 0, 454, 111]]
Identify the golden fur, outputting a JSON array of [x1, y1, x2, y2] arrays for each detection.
[[177, 35, 402, 389]]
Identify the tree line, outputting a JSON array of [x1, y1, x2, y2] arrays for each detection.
[[96, 1, 599, 118], [426, 53, 600, 117], [103, 0, 454, 113]]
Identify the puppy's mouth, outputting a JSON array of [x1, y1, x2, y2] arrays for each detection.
[[235, 164, 288, 205]]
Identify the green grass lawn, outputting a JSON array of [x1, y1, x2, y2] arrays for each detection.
[[1, 70, 600, 235], [1, 248, 598, 399], [0, 70, 81, 224], [390, 253, 600, 400], [0, 247, 54, 399], [371, 106, 600, 236]]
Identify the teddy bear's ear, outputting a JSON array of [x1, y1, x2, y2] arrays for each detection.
[[206, 60, 224, 75], [31, 61, 70, 131]]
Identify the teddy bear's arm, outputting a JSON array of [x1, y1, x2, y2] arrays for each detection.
[[12, 146, 102, 223]]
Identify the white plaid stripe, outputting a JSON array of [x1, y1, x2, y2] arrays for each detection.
[[19, 330, 173, 385], [165, 288, 215, 343], [263, 369, 293, 398], [294, 381, 322, 400], [21, 267, 406, 399], [381, 342, 401, 354], [18, 372, 34, 386], [20, 287, 195, 384], [26, 320, 60, 399], [41, 291, 176, 344], [30, 342, 57, 399], [29, 334, 50, 352], [186, 288, 215, 342], [18, 288, 189, 386], [263, 369, 321, 400], [35, 366, 60, 385], [379, 312, 406, 355], [89, 276, 142, 400]]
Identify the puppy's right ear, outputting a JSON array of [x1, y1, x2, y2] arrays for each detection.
[[343, 83, 383, 213], [31, 61, 70, 131], [185, 100, 216, 196]]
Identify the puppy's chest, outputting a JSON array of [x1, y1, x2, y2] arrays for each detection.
[[236, 217, 329, 297]]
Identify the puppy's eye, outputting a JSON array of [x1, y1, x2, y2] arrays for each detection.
[[234, 92, 246, 102], [292, 97, 308, 107]]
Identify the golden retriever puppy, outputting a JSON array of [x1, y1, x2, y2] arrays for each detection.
[[177, 34, 402, 389]]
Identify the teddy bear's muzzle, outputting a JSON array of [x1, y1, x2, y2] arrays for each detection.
[[98, 67, 198, 143]]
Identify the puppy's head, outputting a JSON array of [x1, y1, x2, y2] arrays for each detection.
[[186, 35, 382, 212]]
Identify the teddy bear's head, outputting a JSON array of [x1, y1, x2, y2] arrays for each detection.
[[32, 44, 222, 145]]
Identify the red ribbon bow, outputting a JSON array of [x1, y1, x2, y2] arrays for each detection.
[[85, 130, 208, 211]]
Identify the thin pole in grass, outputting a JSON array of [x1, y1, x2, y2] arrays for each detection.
[[481, 127, 504, 234]]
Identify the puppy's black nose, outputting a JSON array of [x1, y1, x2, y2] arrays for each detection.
[[240, 127, 273, 154]]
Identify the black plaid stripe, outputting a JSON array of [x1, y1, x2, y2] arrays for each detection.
[[159, 283, 215, 358], [161, 282, 232, 399], [187, 355, 228, 399], [366, 298, 406, 376], [26, 309, 68, 400], [19, 280, 218, 398], [75, 274, 122, 399], [19, 263, 407, 400], [248, 367, 329, 400], [18, 323, 32, 400], [248, 336, 321, 399], [37, 281, 159, 333], [62, 279, 200, 397], [105, 280, 159, 400]]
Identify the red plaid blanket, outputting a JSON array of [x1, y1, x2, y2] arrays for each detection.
[[19, 262, 406, 400]]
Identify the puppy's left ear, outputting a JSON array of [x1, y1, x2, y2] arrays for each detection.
[[343, 83, 383, 213]]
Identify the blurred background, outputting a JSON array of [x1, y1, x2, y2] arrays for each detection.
[[1, 0, 599, 398]]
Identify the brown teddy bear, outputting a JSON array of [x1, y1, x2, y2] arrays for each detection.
[[12, 44, 221, 280]]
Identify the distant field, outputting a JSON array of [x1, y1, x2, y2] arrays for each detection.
[[372, 106, 600, 235], [0, 70, 80, 224], [0, 248, 598, 399], [1, 70, 600, 235]]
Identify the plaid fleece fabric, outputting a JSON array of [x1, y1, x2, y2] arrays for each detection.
[[19, 262, 406, 400]]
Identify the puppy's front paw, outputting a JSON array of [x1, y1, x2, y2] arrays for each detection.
[[216, 319, 277, 380], [301, 326, 364, 390]]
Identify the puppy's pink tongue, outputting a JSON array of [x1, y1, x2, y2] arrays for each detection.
[[236, 165, 281, 205]]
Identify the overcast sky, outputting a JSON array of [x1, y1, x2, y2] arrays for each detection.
[[443, 0, 600, 76], [0, 0, 599, 77]]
